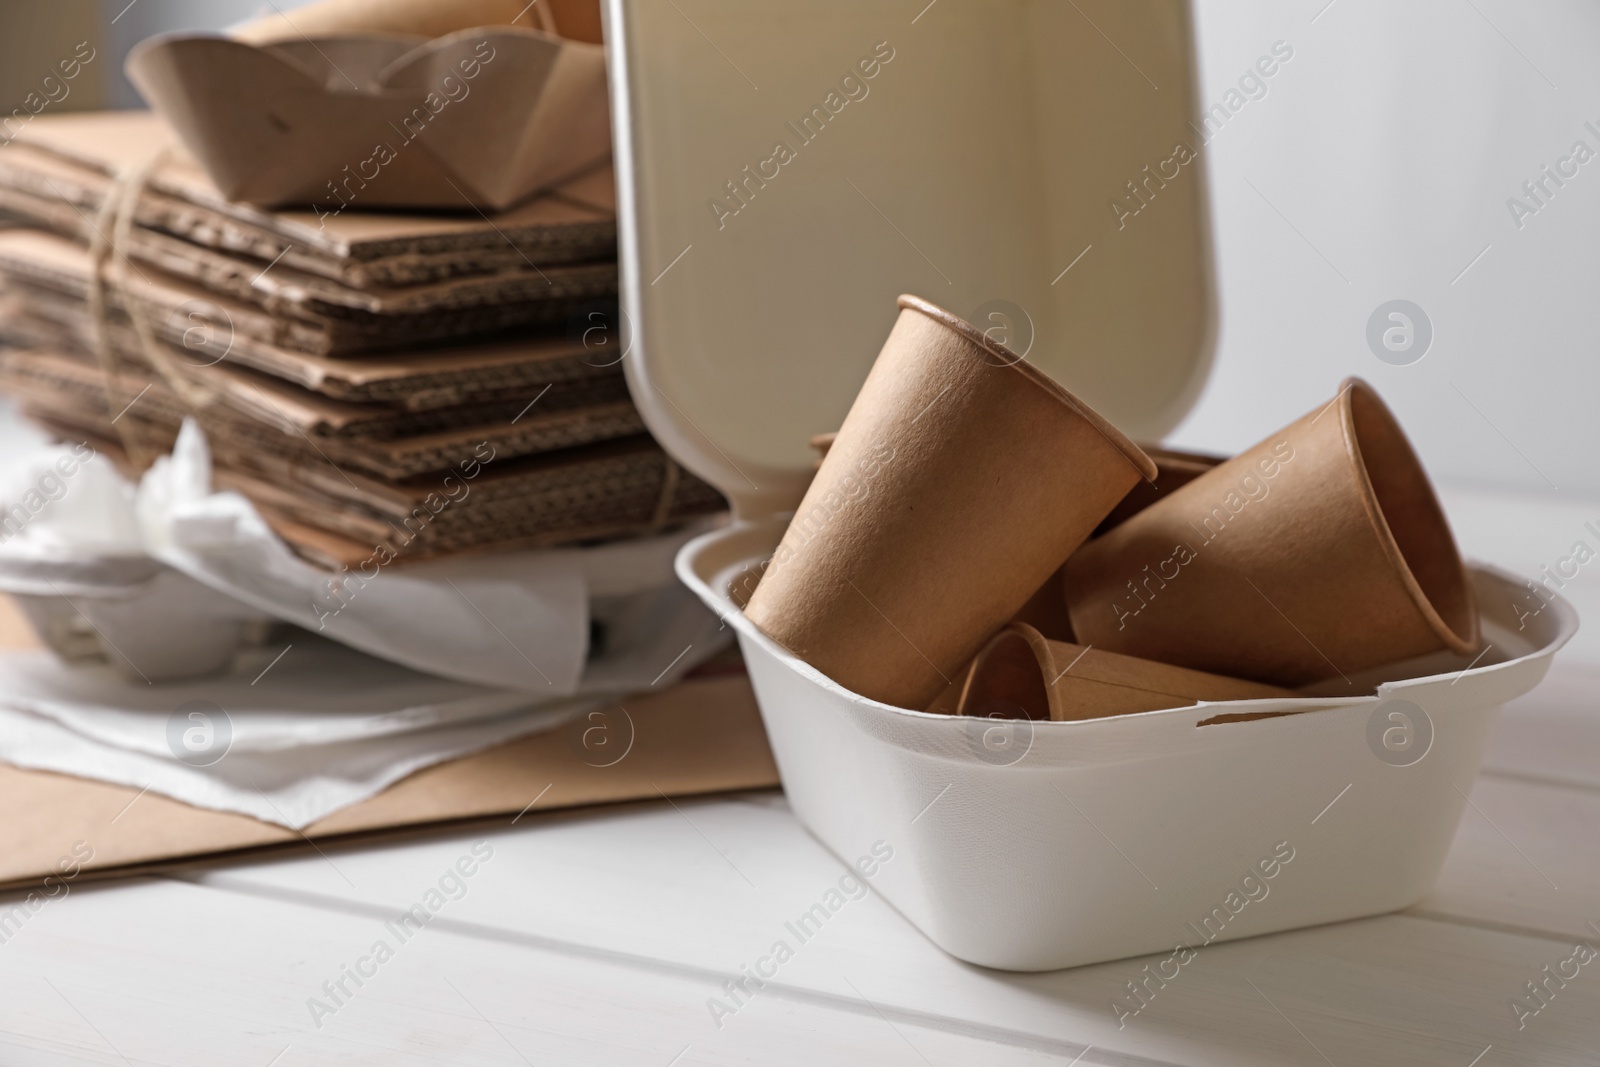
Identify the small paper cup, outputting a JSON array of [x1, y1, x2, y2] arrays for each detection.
[[953, 622, 1295, 722], [743, 295, 1156, 710], [1063, 378, 1479, 686]]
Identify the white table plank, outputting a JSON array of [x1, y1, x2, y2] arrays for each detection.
[[170, 785, 1600, 1066], [1416, 773, 1600, 939], [1439, 484, 1599, 669], [0, 876, 1089, 1067], [1483, 661, 1600, 791]]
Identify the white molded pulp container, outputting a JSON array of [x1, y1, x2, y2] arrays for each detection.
[[679, 519, 1574, 970], [605, 0, 1579, 969], [0, 553, 268, 682]]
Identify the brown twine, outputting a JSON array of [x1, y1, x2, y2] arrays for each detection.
[[88, 145, 233, 466], [84, 150, 161, 465]]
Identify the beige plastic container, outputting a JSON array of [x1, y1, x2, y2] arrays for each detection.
[[605, 0, 1577, 969]]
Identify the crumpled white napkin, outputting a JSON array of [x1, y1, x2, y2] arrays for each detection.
[[0, 639, 596, 827]]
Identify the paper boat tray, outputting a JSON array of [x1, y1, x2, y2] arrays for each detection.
[[126, 26, 611, 211]]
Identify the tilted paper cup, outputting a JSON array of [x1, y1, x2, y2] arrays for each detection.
[[1063, 378, 1479, 686], [743, 295, 1156, 711], [1094, 445, 1223, 536], [922, 661, 975, 717], [1011, 563, 1076, 642], [1012, 446, 1227, 642], [954, 623, 1295, 722]]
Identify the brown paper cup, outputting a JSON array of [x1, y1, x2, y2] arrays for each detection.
[[954, 623, 1296, 722], [1011, 446, 1228, 642], [1010, 563, 1076, 642], [1063, 378, 1479, 686], [1094, 445, 1224, 536], [743, 295, 1157, 710], [923, 663, 976, 717]]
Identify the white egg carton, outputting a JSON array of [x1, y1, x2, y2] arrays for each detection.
[[0, 553, 269, 682]]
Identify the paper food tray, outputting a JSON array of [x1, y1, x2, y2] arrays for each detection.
[[126, 24, 610, 211]]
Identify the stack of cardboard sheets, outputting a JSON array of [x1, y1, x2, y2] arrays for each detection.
[[0, 111, 723, 567]]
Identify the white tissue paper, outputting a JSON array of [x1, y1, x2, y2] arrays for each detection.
[[0, 438, 143, 561], [0, 638, 597, 827]]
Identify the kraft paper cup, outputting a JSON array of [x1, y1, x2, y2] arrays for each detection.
[[1063, 378, 1479, 686], [1094, 445, 1223, 536], [1011, 563, 1076, 642], [954, 623, 1295, 722], [923, 661, 976, 717], [1012, 447, 1228, 642], [743, 295, 1156, 711]]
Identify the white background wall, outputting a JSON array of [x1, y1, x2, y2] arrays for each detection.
[[1172, 0, 1600, 499]]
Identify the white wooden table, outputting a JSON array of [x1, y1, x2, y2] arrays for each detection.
[[4, 484, 1599, 1066]]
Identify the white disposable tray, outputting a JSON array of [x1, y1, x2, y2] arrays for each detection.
[[678, 518, 1574, 969], [604, 0, 1580, 968]]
